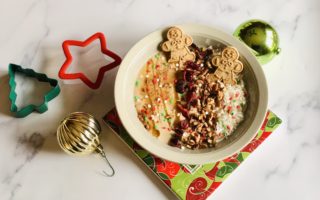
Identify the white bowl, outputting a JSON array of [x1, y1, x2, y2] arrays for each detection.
[[115, 24, 268, 164]]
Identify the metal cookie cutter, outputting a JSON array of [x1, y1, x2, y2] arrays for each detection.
[[8, 63, 61, 118], [59, 32, 122, 89]]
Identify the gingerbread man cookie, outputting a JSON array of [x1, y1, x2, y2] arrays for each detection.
[[161, 27, 195, 68], [211, 46, 243, 85]]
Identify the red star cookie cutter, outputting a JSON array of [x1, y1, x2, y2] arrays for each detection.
[[59, 32, 122, 89]]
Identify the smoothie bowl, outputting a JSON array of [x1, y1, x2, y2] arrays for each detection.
[[115, 24, 268, 164]]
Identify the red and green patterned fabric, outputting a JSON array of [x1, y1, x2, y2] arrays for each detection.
[[103, 109, 281, 200]]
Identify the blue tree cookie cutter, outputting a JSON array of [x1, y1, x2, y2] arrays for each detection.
[[8, 63, 61, 118]]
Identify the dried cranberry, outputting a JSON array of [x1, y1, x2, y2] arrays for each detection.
[[193, 49, 201, 59], [186, 82, 196, 91], [169, 136, 179, 146], [199, 51, 207, 59], [186, 91, 197, 103], [179, 120, 189, 129], [174, 128, 184, 136], [190, 43, 200, 51], [189, 99, 197, 107], [177, 103, 189, 118], [190, 44, 200, 56], [185, 61, 200, 70], [183, 70, 194, 81], [190, 85, 195, 90], [186, 91, 197, 108]]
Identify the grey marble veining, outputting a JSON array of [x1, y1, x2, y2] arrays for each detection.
[[0, 0, 319, 199]]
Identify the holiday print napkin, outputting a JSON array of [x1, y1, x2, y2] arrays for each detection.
[[103, 108, 281, 200]]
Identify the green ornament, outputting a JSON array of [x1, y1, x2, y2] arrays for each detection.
[[234, 19, 281, 65]]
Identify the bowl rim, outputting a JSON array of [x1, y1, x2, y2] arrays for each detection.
[[114, 23, 268, 164]]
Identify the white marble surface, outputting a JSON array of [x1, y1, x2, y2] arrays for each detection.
[[0, 0, 319, 199]]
